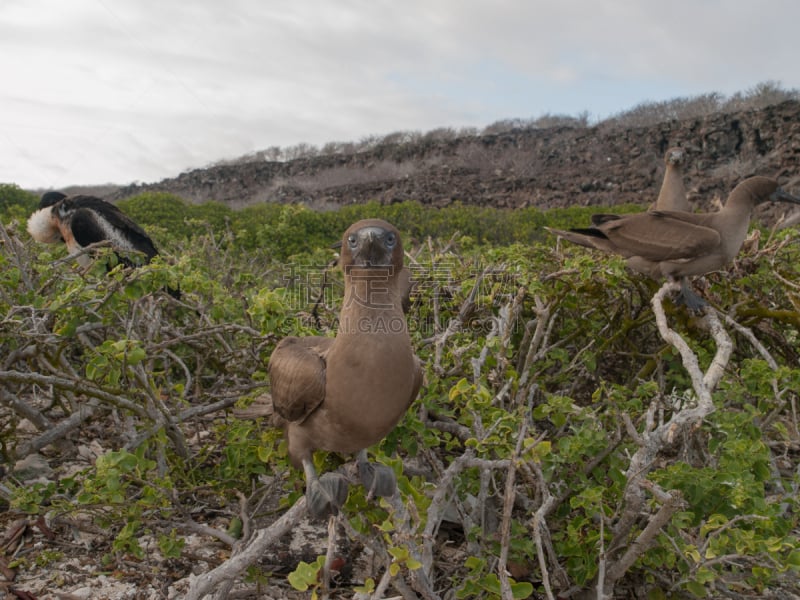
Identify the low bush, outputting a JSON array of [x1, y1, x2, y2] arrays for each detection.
[[1, 192, 798, 598]]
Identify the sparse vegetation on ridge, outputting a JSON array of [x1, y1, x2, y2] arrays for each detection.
[[210, 81, 798, 166], [96, 82, 800, 218]]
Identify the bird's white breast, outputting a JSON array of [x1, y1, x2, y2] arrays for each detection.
[[27, 208, 61, 243]]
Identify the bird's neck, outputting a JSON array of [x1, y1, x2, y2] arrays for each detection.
[[720, 193, 754, 222], [718, 195, 755, 257], [338, 267, 407, 335], [722, 186, 758, 217]]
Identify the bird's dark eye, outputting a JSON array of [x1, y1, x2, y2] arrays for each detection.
[[385, 232, 396, 247], [347, 234, 358, 248]]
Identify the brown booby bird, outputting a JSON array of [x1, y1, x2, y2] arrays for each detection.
[[27, 192, 159, 268], [653, 147, 690, 212], [268, 219, 422, 518], [546, 176, 800, 308]]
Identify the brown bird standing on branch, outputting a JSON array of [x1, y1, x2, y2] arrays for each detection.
[[546, 176, 800, 309], [269, 219, 422, 519]]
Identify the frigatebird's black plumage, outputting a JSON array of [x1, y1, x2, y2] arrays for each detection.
[[28, 192, 180, 297], [29, 193, 158, 268]]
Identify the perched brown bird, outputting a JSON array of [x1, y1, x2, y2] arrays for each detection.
[[546, 176, 800, 308], [653, 147, 690, 212], [269, 219, 422, 518]]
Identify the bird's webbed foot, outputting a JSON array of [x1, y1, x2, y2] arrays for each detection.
[[357, 449, 397, 498], [303, 460, 349, 519], [674, 278, 708, 312]]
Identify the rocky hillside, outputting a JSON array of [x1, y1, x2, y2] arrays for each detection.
[[111, 100, 800, 213]]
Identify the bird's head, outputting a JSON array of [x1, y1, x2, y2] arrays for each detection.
[[27, 193, 66, 243], [736, 176, 800, 206], [338, 219, 403, 272], [664, 147, 685, 166], [38, 191, 67, 209], [54, 197, 83, 221]]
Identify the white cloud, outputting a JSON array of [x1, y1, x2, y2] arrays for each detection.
[[1, 0, 799, 188]]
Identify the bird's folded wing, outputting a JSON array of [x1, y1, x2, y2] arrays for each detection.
[[71, 209, 112, 247], [601, 212, 721, 261], [268, 336, 332, 423], [544, 226, 619, 253], [70, 197, 159, 258], [590, 213, 624, 226]]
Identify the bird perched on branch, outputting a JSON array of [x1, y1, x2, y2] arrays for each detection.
[[546, 176, 800, 308], [27, 192, 159, 268], [27, 192, 180, 298], [268, 218, 422, 519]]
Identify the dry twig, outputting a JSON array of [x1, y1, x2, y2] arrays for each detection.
[[584, 280, 733, 599], [183, 497, 307, 600]]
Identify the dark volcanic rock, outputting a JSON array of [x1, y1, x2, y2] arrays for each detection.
[[111, 100, 800, 213]]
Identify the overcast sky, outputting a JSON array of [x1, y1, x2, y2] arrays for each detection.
[[2, 0, 799, 190]]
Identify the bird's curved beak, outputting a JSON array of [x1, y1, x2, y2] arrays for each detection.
[[771, 188, 800, 204]]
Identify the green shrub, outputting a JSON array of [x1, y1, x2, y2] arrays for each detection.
[[1, 188, 798, 597]]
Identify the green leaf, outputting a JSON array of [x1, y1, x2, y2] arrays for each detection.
[[511, 580, 534, 599], [685, 580, 707, 597], [127, 345, 147, 364], [354, 578, 376, 593], [287, 560, 321, 591], [388, 546, 410, 561], [256, 446, 272, 462], [448, 378, 472, 401], [227, 517, 243, 539], [695, 566, 715, 584], [786, 550, 800, 569], [157, 530, 185, 558]]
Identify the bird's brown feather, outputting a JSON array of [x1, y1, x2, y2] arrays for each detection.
[[269, 336, 332, 423], [599, 212, 720, 261]]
